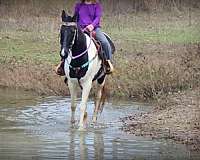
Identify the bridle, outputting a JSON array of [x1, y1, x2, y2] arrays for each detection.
[[61, 22, 93, 60]]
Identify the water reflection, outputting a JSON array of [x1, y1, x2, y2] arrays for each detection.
[[80, 132, 88, 160], [0, 87, 199, 160], [67, 130, 105, 160], [69, 130, 76, 159], [94, 132, 104, 160]]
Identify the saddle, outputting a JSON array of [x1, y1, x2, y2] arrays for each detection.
[[84, 31, 115, 60], [84, 31, 115, 75]]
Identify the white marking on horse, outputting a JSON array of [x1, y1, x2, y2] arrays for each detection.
[[64, 33, 105, 130], [61, 48, 65, 57]]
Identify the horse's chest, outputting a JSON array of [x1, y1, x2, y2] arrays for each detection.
[[69, 56, 89, 79], [69, 67, 88, 79]]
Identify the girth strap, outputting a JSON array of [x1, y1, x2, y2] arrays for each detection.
[[66, 53, 98, 71]]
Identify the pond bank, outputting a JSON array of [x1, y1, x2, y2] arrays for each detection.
[[0, 40, 200, 99], [121, 88, 200, 151]]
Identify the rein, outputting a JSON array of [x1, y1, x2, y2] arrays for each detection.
[[70, 32, 92, 60], [62, 22, 92, 60]]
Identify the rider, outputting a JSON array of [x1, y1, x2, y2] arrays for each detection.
[[56, 0, 114, 75]]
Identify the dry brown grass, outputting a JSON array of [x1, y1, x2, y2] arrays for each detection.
[[109, 43, 200, 99], [0, 39, 199, 100], [0, 0, 200, 100], [0, 63, 68, 96]]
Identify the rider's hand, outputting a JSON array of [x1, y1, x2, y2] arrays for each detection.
[[86, 24, 94, 32]]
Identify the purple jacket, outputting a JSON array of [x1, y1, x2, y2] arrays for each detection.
[[74, 2, 102, 29]]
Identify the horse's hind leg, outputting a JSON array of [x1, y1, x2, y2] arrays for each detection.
[[68, 81, 78, 125], [92, 84, 103, 123], [92, 76, 106, 123], [79, 81, 92, 130]]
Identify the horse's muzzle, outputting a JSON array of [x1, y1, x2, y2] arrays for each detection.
[[60, 48, 69, 59]]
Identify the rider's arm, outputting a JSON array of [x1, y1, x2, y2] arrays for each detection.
[[91, 3, 102, 28]]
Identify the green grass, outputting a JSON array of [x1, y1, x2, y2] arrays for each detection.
[[0, 31, 60, 65], [103, 11, 200, 44], [106, 24, 200, 44], [0, 10, 200, 66], [1, 21, 199, 67]]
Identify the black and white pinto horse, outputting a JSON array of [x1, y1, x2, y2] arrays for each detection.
[[60, 11, 110, 130]]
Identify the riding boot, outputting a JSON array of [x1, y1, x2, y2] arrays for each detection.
[[55, 59, 65, 76], [105, 60, 114, 74]]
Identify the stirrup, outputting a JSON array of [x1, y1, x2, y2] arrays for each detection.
[[105, 60, 114, 74], [55, 60, 65, 76]]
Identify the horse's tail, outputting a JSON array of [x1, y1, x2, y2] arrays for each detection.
[[98, 82, 108, 113]]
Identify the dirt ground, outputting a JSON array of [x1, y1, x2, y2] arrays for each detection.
[[121, 88, 200, 151]]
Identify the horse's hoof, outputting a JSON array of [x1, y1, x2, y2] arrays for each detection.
[[92, 117, 97, 123], [70, 122, 76, 128], [71, 119, 76, 124], [78, 121, 87, 131], [78, 127, 86, 132]]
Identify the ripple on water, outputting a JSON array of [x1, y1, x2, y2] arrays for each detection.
[[0, 89, 199, 160]]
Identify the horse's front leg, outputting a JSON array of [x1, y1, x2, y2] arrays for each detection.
[[68, 81, 77, 125], [79, 81, 92, 130]]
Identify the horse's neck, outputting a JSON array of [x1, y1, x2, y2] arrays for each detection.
[[71, 30, 87, 55]]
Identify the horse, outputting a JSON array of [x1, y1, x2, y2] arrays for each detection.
[[59, 10, 111, 130]]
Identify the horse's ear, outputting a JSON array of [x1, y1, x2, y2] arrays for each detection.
[[72, 14, 78, 22], [61, 10, 68, 22]]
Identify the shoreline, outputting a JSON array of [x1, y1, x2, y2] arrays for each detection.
[[0, 60, 199, 151], [121, 89, 200, 151], [1, 62, 199, 151]]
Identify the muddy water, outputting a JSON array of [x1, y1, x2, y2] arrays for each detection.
[[0, 88, 199, 160]]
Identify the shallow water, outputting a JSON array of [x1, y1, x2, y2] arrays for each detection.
[[0, 87, 199, 160]]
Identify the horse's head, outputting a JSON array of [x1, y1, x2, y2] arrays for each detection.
[[60, 10, 78, 58]]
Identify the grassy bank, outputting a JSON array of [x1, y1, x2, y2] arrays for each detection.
[[1, 35, 200, 98], [0, 1, 200, 99], [0, 16, 200, 99]]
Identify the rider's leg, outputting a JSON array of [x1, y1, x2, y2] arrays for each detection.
[[95, 28, 114, 74]]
